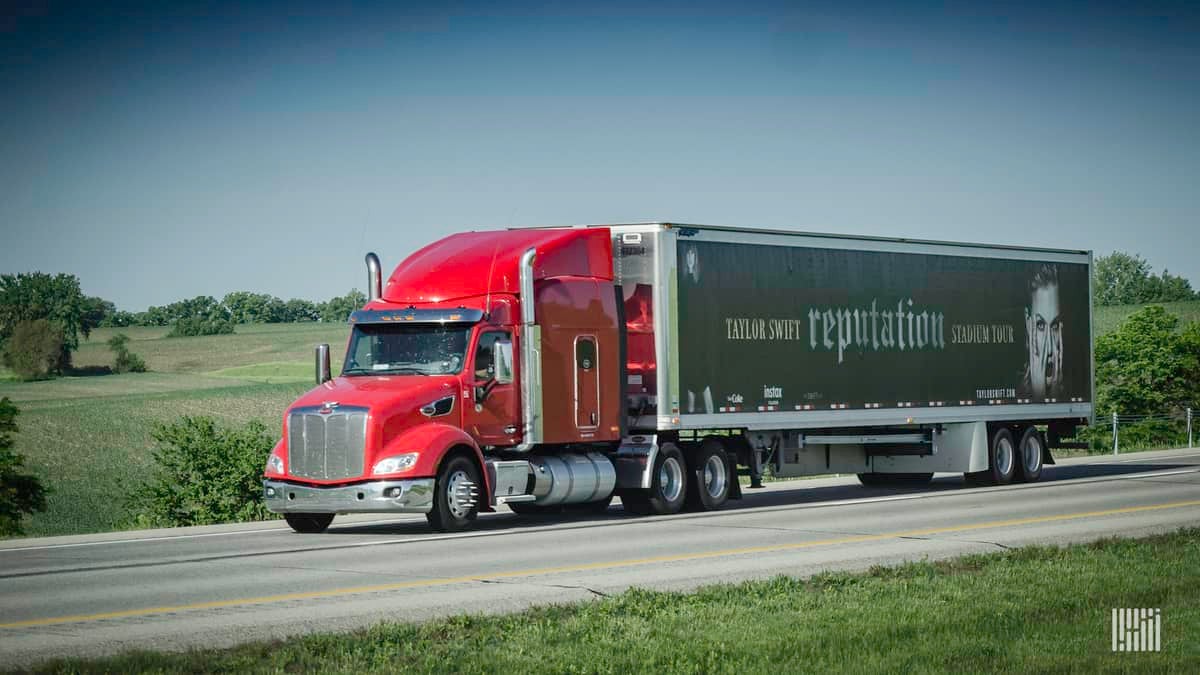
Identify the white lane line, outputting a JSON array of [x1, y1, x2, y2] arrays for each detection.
[[3, 458, 1198, 555], [0, 517, 426, 553]]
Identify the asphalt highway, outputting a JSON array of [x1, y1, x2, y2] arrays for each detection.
[[1, 448, 1198, 666]]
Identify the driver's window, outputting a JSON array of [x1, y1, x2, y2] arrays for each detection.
[[474, 331, 508, 381]]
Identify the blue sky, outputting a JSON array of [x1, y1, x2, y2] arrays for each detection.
[[2, 1, 1197, 310]]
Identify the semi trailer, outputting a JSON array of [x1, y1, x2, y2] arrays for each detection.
[[263, 223, 1094, 532]]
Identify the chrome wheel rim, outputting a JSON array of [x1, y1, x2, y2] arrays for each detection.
[[659, 457, 684, 503], [446, 469, 477, 520], [995, 436, 1014, 477], [703, 454, 727, 499], [1023, 433, 1043, 474]]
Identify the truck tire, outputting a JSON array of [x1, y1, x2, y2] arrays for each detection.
[[1017, 426, 1044, 483], [685, 439, 730, 511], [284, 513, 334, 534], [621, 443, 688, 516], [426, 454, 481, 532], [985, 427, 1017, 485]]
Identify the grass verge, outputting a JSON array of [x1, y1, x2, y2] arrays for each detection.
[[29, 528, 1200, 674], [4, 379, 304, 536]]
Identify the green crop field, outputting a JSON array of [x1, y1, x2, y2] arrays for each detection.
[[0, 323, 349, 537], [1093, 300, 1200, 336], [34, 528, 1200, 674]]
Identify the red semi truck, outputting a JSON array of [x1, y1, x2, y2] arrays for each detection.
[[264, 223, 1094, 532]]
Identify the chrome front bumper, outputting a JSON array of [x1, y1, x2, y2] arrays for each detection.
[[263, 478, 435, 514]]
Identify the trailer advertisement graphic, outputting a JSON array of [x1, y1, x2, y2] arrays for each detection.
[[677, 240, 1090, 414]]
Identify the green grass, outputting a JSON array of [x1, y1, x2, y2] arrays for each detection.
[[1, 323, 349, 537], [31, 528, 1200, 674], [6, 380, 305, 536], [1093, 299, 1200, 336], [71, 323, 349, 374]]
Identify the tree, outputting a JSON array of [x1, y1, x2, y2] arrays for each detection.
[[1157, 270, 1196, 302], [0, 397, 48, 536], [223, 292, 287, 323], [1093, 252, 1198, 306], [100, 310, 138, 327], [320, 290, 367, 323], [1094, 306, 1199, 416], [0, 272, 93, 371], [2, 319, 65, 381], [1093, 252, 1152, 306], [128, 416, 274, 526], [107, 333, 147, 373], [283, 298, 319, 322]]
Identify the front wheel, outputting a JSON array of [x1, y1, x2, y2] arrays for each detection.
[[284, 513, 334, 534], [622, 443, 688, 516], [426, 454, 482, 532]]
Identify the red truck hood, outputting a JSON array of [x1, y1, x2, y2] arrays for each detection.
[[290, 375, 460, 419]]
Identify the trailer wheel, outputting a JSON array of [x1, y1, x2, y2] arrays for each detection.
[[284, 513, 334, 534], [984, 427, 1017, 485], [685, 439, 730, 511], [622, 443, 688, 516], [1017, 426, 1044, 482], [426, 454, 481, 532]]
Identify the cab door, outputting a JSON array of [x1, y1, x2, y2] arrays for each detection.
[[465, 329, 518, 446], [574, 336, 600, 430]]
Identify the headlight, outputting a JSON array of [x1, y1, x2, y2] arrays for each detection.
[[373, 452, 419, 475], [266, 454, 285, 474]]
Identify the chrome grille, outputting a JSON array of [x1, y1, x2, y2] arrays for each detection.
[[287, 406, 368, 480]]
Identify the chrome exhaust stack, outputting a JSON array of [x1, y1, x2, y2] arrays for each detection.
[[365, 252, 383, 303], [514, 247, 541, 452]]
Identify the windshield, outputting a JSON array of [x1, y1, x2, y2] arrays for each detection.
[[343, 323, 471, 376]]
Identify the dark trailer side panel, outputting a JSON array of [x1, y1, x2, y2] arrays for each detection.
[[675, 237, 1092, 423]]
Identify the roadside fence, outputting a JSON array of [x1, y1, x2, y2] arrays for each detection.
[[1109, 407, 1193, 455]]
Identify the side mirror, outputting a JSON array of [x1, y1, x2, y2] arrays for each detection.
[[315, 343, 332, 384], [494, 340, 514, 385]]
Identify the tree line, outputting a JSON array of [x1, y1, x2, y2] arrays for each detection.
[[1093, 252, 1197, 306], [1, 272, 366, 379], [97, 289, 368, 328]]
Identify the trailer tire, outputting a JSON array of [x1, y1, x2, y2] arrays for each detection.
[[685, 439, 730, 511], [1017, 426, 1045, 483], [621, 443, 688, 516], [426, 454, 481, 532], [984, 427, 1017, 485], [284, 513, 334, 534]]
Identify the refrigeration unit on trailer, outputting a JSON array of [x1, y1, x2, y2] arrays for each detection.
[[264, 223, 1093, 532]]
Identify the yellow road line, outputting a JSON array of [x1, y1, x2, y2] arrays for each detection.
[[4, 498, 1199, 630]]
